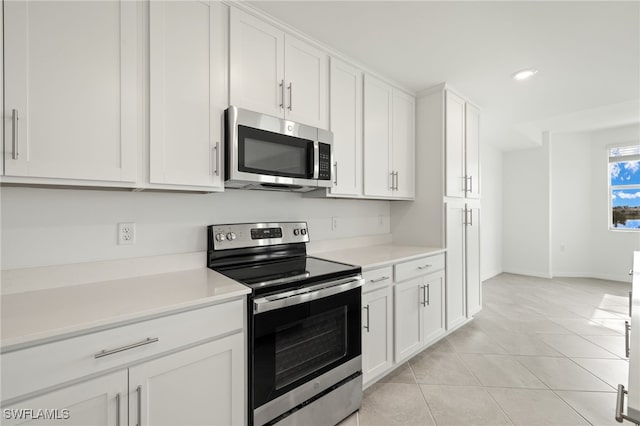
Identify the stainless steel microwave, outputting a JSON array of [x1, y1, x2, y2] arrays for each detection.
[[224, 106, 333, 192]]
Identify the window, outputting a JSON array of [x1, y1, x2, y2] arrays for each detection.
[[609, 144, 640, 230]]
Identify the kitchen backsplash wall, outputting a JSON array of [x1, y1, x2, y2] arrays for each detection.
[[1, 187, 390, 270]]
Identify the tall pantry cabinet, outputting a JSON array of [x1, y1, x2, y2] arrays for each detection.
[[391, 83, 481, 330]]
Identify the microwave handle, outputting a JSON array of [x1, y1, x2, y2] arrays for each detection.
[[313, 142, 320, 179]]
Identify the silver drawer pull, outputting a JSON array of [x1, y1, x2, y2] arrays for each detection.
[[417, 264, 433, 270], [615, 384, 640, 423], [625, 321, 631, 358], [94, 337, 159, 359], [369, 276, 390, 284], [363, 304, 370, 332]]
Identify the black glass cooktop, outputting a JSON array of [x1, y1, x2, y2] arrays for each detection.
[[214, 256, 360, 296]]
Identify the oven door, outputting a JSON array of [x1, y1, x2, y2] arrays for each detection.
[[252, 278, 362, 424]]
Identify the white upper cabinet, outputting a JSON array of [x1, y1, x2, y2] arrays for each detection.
[[364, 75, 393, 198], [445, 91, 466, 198], [229, 8, 284, 119], [3, 0, 140, 183], [364, 74, 415, 199], [465, 103, 481, 199], [149, 0, 226, 190], [329, 58, 363, 197], [445, 90, 480, 199], [229, 8, 328, 129], [392, 89, 415, 199], [284, 35, 329, 128]]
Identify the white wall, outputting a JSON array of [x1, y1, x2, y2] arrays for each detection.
[[1, 187, 390, 269], [550, 132, 593, 276], [502, 135, 551, 278], [480, 143, 503, 280], [505, 123, 640, 282]]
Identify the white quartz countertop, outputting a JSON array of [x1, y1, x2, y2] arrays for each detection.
[[312, 244, 446, 270], [1, 268, 250, 351]]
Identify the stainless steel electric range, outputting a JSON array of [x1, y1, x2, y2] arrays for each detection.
[[207, 222, 363, 426]]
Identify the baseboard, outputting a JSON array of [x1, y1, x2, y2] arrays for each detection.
[[553, 272, 632, 284], [502, 268, 552, 279], [481, 270, 503, 282]]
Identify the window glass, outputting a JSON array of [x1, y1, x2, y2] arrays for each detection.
[[609, 145, 640, 230]]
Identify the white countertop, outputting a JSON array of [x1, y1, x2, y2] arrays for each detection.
[[312, 244, 446, 270], [1, 268, 250, 351]]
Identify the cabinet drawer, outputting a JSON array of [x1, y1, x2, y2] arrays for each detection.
[[394, 254, 445, 282], [2, 299, 244, 402], [362, 266, 393, 293]]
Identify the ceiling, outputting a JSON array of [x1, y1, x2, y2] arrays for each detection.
[[248, 1, 640, 150]]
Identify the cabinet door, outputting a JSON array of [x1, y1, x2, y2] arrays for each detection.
[[394, 277, 423, 363], [445, 201, 467, 330], [284, 35, 328, 129], [229, 8, 284, 118], [363, 75, 393, 198], [3, 1, 139, 183], [466, 205, 482, 316], [465, 103, 481, 199], [2, 370, 127, 426], [129, 333, 245, 426], [362, 286, 392, 385], [445, 91, 466, 198], [149, 1, 225, 189], [391, 89, 415, 199], [329, 58, 362, 196], [423, 272, 445, 345]]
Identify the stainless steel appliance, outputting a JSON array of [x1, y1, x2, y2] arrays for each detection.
[[207, 222, 363, 426], [224, 106, 333, 192]]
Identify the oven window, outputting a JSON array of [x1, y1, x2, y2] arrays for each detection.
[[244, 138, 307, 176], [238, 125, 313, 179], [275, 306, 347, 389]]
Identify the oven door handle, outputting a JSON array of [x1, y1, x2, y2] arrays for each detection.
[[254, 277, 364, 314]]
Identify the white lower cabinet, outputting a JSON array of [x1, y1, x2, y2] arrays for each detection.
[[129, 333, 244, 426], [362, 286, 393, 386], [2, 370, 127, 426], [1, 301, 246, 426], [394, 271, 446, 364]]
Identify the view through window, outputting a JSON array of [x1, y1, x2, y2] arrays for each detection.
[[610, 144, 640, 230]]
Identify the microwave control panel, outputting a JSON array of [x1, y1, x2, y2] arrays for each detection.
[[318, 143, 331, 181]]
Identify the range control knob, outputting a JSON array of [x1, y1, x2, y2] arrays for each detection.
[[301, 229, 307, 236], [215, 233, 226, 242], [293, 229, 300, 236], [226, 232, 237, 241]]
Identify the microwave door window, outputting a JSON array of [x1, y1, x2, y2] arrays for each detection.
[[244, 138, 307, 177]]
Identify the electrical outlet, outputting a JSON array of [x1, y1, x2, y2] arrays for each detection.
[[331, 216, 338, 231], [118, 223, 136, 245]]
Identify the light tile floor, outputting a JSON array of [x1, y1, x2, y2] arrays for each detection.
[[340, 273, 635, 426]]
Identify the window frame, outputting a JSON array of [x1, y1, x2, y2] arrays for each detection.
[[608, 142, 640, 232]]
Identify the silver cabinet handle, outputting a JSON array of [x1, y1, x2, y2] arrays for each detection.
[[469, 209, 474, 226], [389, 171, 395, 190], [213, 142, 219, 176], [369, 276, 390, 284], [421, 285, 427, 307], [417, 264, 433, 270], [630, 269, 634, 276], [94, 337, 159, 359], [629, 291, 633, 317], [466, 175, 473, 193], [625, 321, 631, 358], [115, 393, 121, 426], [426, 283, 430, 306], [363, 304, 370, 332], [12, 109, 19, 160], [136, 385, 142, 426], [279, 80, 285, 109], [615, 384, 640, 423], [287, 82, 293, 111], [396, 171, 399, 191], [334, 162, 338, 185], [463, 207, 468, 226]]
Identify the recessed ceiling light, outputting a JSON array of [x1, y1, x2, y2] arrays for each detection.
[[512, 69, 538, 81]]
